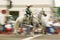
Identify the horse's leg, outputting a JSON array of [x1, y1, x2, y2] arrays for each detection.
[[13, 20, 20, 34], [13, 16, 26, 35]]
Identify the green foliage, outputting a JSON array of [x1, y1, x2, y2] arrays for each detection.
[[54, 7, 60, 20]]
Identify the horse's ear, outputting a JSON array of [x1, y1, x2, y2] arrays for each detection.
[[39, 23, 42, 25], [43, 13, 47, 16]]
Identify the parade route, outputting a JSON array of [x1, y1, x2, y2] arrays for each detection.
[[0, 34, 30, 40], [0, 34, 43, 40], [31, 34, 60, 40], [0, 34, 60, 40], [22, 34, 43, 40]]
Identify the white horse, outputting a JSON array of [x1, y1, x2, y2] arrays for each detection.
[[13, 10, 48, 34], [13, 12, 42, 34]]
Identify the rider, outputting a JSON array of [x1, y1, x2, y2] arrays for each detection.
[[25, 5, 34, 35], [25, 5, 32, 17]]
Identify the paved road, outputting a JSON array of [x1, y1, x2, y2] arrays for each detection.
[[0, 34, 60, 40], [32, 34, 60, 40], [0, 34, 30, 40]]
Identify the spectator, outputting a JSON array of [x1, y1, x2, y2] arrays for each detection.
[[0, 24, 4, 33], [45, 19, 55, 35], [5, 22, 13, 33], [25, 24, 33, 36]]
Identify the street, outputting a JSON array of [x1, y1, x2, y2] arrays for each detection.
[[32, 34, 60, 40], [0, 34, 30, 40], [0, 34, 60, 40]]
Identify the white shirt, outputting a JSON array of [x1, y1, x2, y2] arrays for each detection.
[[0, 13, 6, 25], [53, 22, 60, 27], [5, 24, 12, 29], [26, 25, 33, 27], [46, 21, 53, 27]]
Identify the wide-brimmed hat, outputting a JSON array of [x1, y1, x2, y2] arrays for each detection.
[[26, 5, 32, 7]]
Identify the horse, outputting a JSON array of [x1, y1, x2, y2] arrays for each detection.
[[13, 9, 48, 34], [13, 12, 43, 34]]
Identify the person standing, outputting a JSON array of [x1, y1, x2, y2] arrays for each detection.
[[0, 10, 6, 32], [45, 18, 54, 35]]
